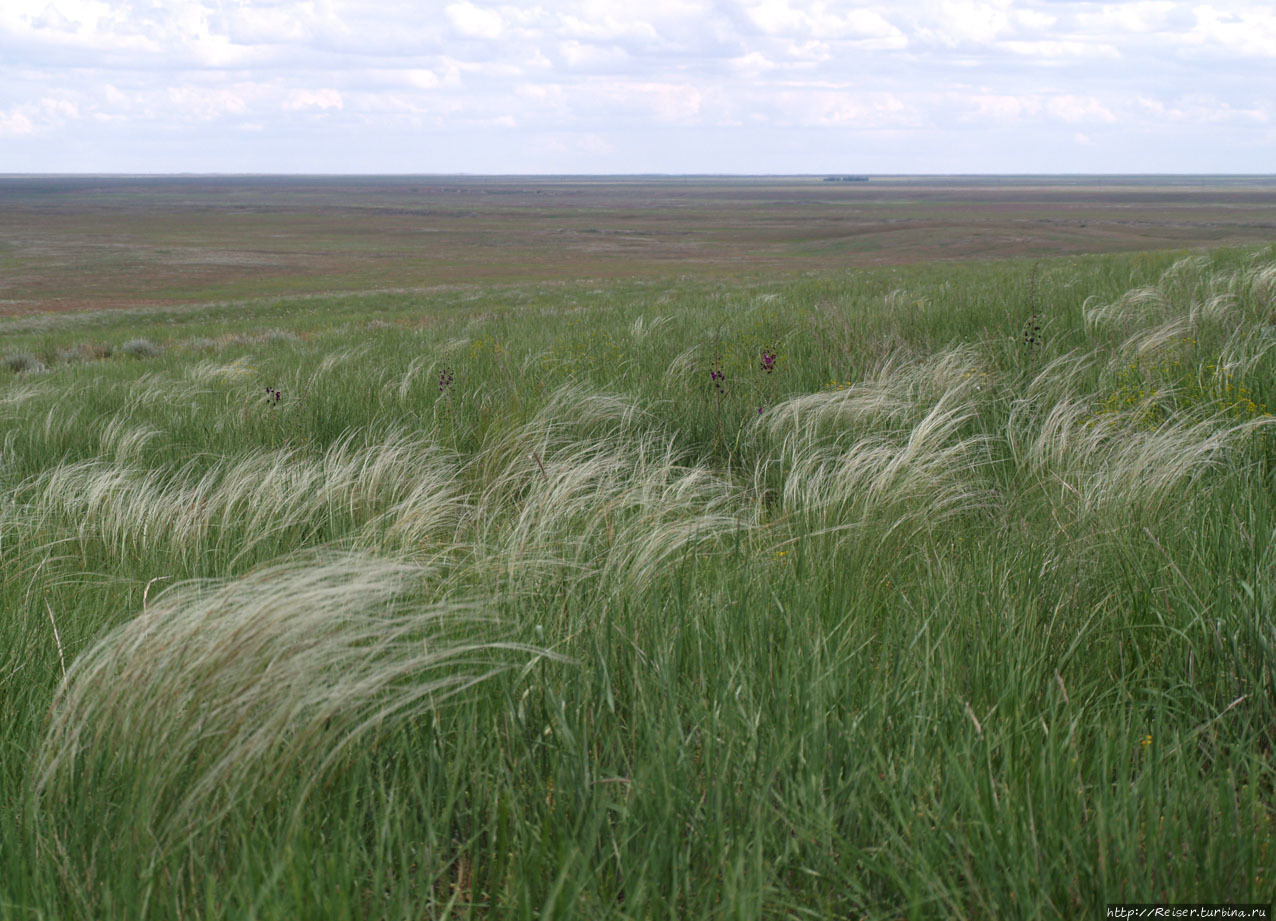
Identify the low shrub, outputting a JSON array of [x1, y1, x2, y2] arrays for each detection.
[[119, 338, 160, 359], [4, 351, 45, 373]]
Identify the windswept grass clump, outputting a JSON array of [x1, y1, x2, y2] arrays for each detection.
[[2, 247, 1275, 918], [119, 337, 161, 359], [3, 350, 44, 374], [758, 347, 991, 536], [32, 555, 525, 908]]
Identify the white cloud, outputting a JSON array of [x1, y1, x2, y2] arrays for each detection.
[[533, 130, 616, 156], [1074, 2, 1179, 34], [588, 79, 707, 124], [1013, 9, 1056, 30], [1147, 93, 1272, 124], [1046, 95, 1117, 124], [730, 50, 778, 76], [931, 0, 1014, 44], [744, 0, 807, 35], [446, 2, 504, 39], [101, 83, 128, 107], [0, 95, 79, 137], [965, 93, 1042, 121], [0, 0, 1271, 171], [0, 109, 37, 137], [783, 40, 832, 64], [743, 2, 907, 47], [225, 5, 317, 45], [764, 88, 917, 128], [1190, 4, 1276, 57], [282, 88, 343, 111], [559, 39, 629, 70], [31, 4, 76, 33], [559, 13, 659, 43], [840, 9, 908, 47], [401, 69, 443, 90], [167, 86, 248, 120], [999, 40, 1119, 58], [40, 96, 78, 119]]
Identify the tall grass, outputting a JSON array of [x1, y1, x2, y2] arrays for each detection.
[[32, 555, 525, 915], [2, 247, 1274, 918]]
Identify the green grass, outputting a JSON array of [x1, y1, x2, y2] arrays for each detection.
[[2, 246, 1275, 918]]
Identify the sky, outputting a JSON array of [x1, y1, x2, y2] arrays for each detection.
[[0, 0, 1273, 174]]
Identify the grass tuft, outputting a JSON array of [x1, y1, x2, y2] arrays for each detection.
[[119, 337, 161, 359], [4, 351, 45, 374]]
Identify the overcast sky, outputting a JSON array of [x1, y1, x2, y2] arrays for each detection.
[[1, 0, 1273, 174]]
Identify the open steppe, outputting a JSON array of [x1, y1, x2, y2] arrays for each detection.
[[2, 177, 1275, 919], [3, 174, 1276, 315]]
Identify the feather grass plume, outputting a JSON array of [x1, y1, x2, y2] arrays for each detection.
[[32, 553, 536, 889]]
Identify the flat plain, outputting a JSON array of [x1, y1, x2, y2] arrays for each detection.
[[3, 174, 1276, 314], [2, 176, 1275, 920]]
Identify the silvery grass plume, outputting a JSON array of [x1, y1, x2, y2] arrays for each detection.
[[182, 356, 256, 385], [1004, 351, 1100, 469], [1047, 257, 1276, 517], [1210, 258, 1276, 374], [1117, 315, 1195, 363], [1155, 254, 1214, 308], [314, 345, 370, 377], [664, 345, 702, 384], [20, 432, 466, 563], [0, 379, 51, 412], [393, 353, 433, 401], [1087, 256, 1276, 348], [96, 415, 161, 465], [758, 348, 991, 536], [118, 372, 208, 413], [472, 383, 644, 494], [31, 554, 541, 894], [1019, 396, 1274, 519], [1237, 257, 1276, 311], [1084, 285, 1176, 337], [1082, 257, 1276, 393], [628, 314, 671, 341], [1083, 256, 1209, 338], [482, 436, 750, 594], [473, 384, 752, 594]]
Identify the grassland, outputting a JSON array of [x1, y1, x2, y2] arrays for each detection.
[[2, 179, 1276, 918], [4, 175, 1276, 314]]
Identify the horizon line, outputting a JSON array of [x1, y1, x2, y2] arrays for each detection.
[[3, 171, 1276, 179]]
